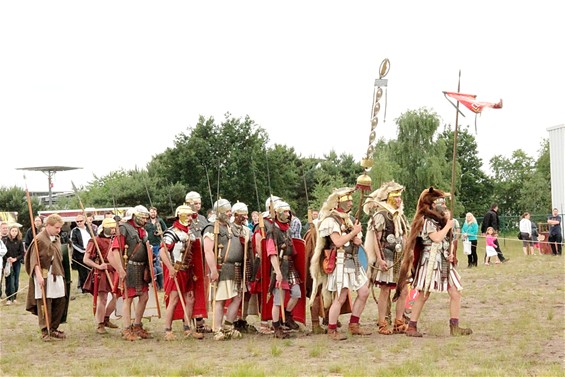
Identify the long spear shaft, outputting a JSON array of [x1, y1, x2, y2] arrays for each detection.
[[211, 220, 219, 332], [112, 197, 129, 303], [174, 275, 192, 328], [143, 176, 153, 208], [23, 176, 50, 335], [71, 182, 114, 292], [449, 70, 462, 216], [203, 164, 215, 210], [241, 231, 249, 315], [251, 160, 261, 211]]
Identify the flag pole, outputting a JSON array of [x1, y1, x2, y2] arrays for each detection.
[[449, 69, 461, 216]]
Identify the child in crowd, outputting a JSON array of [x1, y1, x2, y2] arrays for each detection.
[[485, 227, 500, 265]]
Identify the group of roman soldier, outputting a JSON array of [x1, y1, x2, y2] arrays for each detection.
[[80, 180, 472, 341]]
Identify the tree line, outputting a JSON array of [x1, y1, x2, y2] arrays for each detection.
[[1, 109, 551, 231]]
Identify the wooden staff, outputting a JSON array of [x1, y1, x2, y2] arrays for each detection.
[[279, 283, 286, 323], [146, 240, 161, 318], [24, 176, 50, 336], [241, 228, 249, 315], [212, 220, 219, 332], [174, 275, 191, 328]]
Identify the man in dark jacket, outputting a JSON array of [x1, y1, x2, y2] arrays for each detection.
[[481, 204, 508, 262], [70, 214, 92, 292]]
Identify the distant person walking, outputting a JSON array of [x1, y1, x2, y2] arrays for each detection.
[[547, 208, 562, 256], [481, 204, 508, 263], [484, 227, 500, 265]]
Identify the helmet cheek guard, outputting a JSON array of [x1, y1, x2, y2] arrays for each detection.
[[274, 201, 291, 223], [175, 205, 195, 226], [213, 198, 232, 222], [132, 205, 150, 227]]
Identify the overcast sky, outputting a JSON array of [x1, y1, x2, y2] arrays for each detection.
[[1, 1, 563, 193]]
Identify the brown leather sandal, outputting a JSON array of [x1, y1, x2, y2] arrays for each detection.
[[378, 320, 393, 335], [393, 319, 408, 334]]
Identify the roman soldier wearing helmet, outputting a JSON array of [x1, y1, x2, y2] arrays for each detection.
[[310, 187, 372, 340], [185, 191, 209, 239], [82, 217, 119, 334], [263, 200, 304, 338], [363, 181, 410, 335], [184, 191, 212, 333], [160, 205, 205, 340], [229, 201, 256, 333], [249, 195, 282, 335], [395, 187, 472, 338], [202, 198, 245, 340], [108, 204, 152, 341]]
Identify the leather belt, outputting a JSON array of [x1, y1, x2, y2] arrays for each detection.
[[174, 261, 189, 271]]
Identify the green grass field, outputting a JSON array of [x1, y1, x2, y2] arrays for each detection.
[[0, 236, 563, 376]]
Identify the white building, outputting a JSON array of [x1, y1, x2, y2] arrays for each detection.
[[547, 124, 564, 214]]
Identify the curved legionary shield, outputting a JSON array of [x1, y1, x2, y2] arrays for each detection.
[[168, 238, 207, 321], [248, 229, 263, 295], [260, 237, 307, 324], [260, 236, 272, 322], [358, 245, 368, 272], [190, 238, 208, 318], [291, 238, 307, 324]]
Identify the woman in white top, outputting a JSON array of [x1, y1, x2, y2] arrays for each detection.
[[519, 212, 533, 255]]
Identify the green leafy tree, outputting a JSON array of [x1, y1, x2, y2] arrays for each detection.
[[489, 149, 534, 216], [516, 140, 551, 216], [439, 126, 494, 218], [148, 113, 272, 215], [0, 186, 40, 229], [391, 108, 451, 215]]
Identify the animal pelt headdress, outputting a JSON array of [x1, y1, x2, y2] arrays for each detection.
[[363, 181, 409, 273], [393, 186, 450, 301], [308, 187, 355, 310]]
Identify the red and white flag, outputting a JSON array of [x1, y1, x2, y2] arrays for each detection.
[[443, 91, 503, 114]]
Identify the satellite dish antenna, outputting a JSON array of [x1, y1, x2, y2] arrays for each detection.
[[17, 165, 81, 207]]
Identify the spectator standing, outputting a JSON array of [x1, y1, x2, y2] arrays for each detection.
[[0, 221, 9, 298], [145, 207, 167, 290], [519, 212, 533, 255], [3, 224, 25, 304], [303, 210, 319, 234], [547, 208, 562, 256], [0, 234, 6, 300], [248, 211, 260, 232], [70, 214, 92, 293], [85, 213, 98, 235], [461, 213, 479, 268], [481, 204, 508, 262], [24, 216, 43, 251], [290, 213, 302, 239]]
